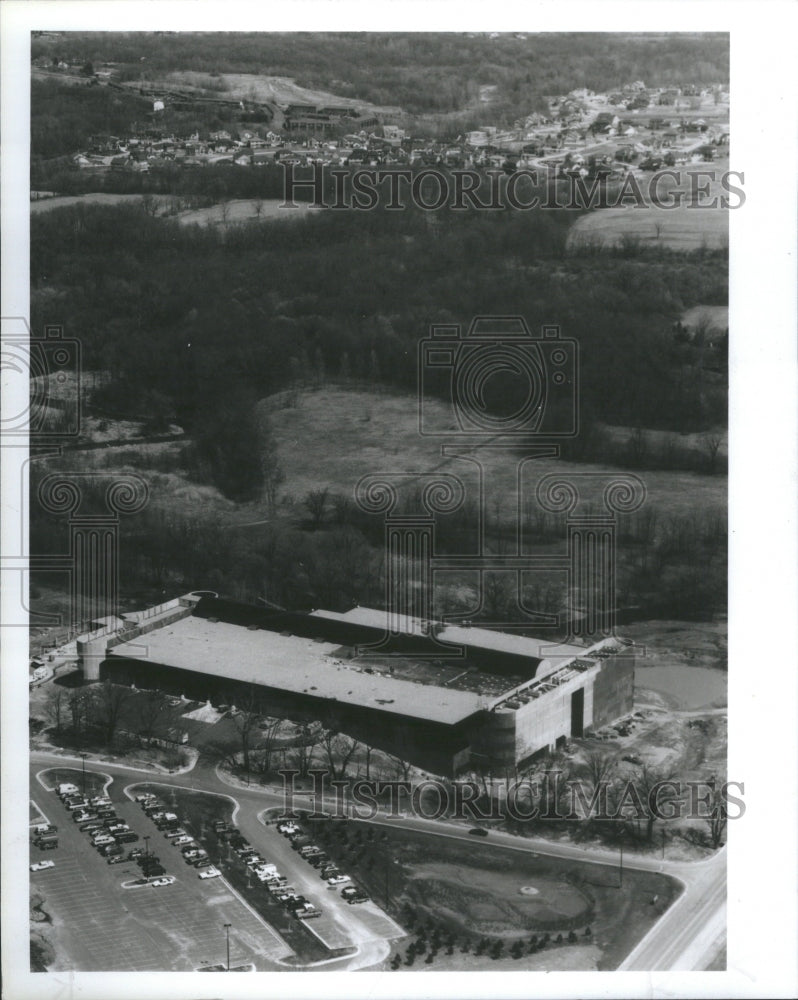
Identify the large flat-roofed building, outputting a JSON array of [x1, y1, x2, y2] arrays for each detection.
[[86, 595, 634, 776]]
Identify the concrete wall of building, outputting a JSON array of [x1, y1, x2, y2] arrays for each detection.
[[590, 651, 635, 730]]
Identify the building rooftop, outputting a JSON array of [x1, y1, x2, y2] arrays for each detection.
[[311, 607, 586, 674], [109, 615, 488, 726]]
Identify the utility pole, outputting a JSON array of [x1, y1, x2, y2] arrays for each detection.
[[224, 923, 232, 971]]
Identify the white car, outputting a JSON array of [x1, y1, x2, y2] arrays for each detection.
[[150, 876, 175, 887], [325, 874, 351, 886], [199, 866, 221, 879], [30, 860, 55, 872]]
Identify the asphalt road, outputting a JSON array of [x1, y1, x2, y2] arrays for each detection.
[[30, 749, 726, 972]]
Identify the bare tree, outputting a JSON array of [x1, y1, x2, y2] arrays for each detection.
[[620, 762, 681, 843], [705, 782, 728, 849], [136, 689, 173, 743], [43, 687, 68, 735], [251, 716, 285, 777], [253, 197, 264, 220], [320, 729, 361, 781], [67, 688, 89, 741], [702, 433, 724, 474], [303, 488, 329, 529], [89, 682, 134, 746], [140, 193, 159, 217], [289, 723, 321, 779], [229, 685, 262, 775]]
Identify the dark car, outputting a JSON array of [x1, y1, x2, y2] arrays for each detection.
[[115, 831, 140, 844], [194, 858, 212, 868], [101, 844, 123, 858], [468, 827, 489, 837]]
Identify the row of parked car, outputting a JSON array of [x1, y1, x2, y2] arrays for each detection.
[[215, 819, 320, 919], [54, 781, 142, 866], [278, 820, 370, 905], [136, 793, 220, 880]]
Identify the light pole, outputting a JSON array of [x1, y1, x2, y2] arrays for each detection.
[[224, 923, 232, 971], [144, 836, 150, 863], [80, 752, 88, 796]]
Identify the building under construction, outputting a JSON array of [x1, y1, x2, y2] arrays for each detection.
[[80, 593, 635, 776]]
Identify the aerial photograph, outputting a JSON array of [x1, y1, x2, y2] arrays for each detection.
[[25, 29, 732, 977]]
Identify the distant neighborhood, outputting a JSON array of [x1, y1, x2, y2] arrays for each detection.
[[32, 60, 729, 185]]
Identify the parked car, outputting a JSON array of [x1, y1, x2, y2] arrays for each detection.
[[150, 877, 175, 887], [172, 835, 193, 847], [276, 822, 300, 835], [325, 874, 351, 886], [32, 824, 58, 836], [115, 831, 139, 844], [194, 858, 212, 869], [164, 828, 187, 839], [100, 844, 123, 858], [199, 866, 221, 879], [107, 855, 126, 865], [30, 860, 55, 872], [80, 822, 103, 833], [127, 849, 144, 860]]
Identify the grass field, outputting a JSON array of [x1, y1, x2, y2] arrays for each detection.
[[569, 203, 728, 251], [305, 818, 679, 970], [30, 193, 170, 215], [176, 198, 318, 227], [263, 386, 727, 523], [568, 158, 731, 251]]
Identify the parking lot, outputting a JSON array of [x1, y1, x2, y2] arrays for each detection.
[[30, 768, 292, 971]]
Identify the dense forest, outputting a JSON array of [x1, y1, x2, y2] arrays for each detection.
[[33, 31, 729, 118], [31, 201, 726, 498]]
